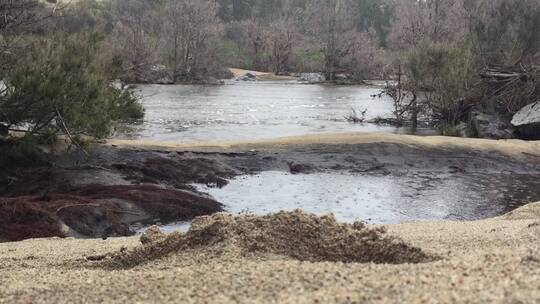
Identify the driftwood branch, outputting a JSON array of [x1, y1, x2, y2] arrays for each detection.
[[480, 66, 530, 82], [55, 109, 88, 155], [480, 65, 540, 113]]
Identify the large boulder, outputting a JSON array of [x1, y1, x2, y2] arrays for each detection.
[[236, 73, 257, 82], [512, 102, 540, 126], [511, 102, 540, 139], [471, 112, 514, 139]]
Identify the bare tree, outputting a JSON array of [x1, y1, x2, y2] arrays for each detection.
[[267, 18, 296, 74], [0, 0, 40, 33], [0, 0, 41, 68], [388, 0, 465, 50], [0, 0, 66, 90], [238, 19, 267, 70], [164, 0, 221, 81], [305, 0, 361, 80], [110, 0, 161, 83], [382, 64, 419, 127]]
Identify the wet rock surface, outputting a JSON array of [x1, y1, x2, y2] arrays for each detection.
[[236, 73, 257, 82], [471, 112, 514, 139], [2, 139, 540, 242], [0, 147, 233, 241]]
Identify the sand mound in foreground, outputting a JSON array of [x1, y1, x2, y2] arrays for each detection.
[[103, 210, 434, 268], [501, 202, 540, 220]]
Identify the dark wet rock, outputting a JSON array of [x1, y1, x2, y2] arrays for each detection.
[[236, 73, 257, 82], [353, 164, 391, 175], [0, 167, 55, 196], [3, 140, 540, 242], [101, 224, 133, 240], [471, 112, 514, 139], [449, 165, 466, 174], [511, 101, 540, 139], [112, 155, 237, 189], [0, 197, 64, 241], [287, 162, 315, 174], [0, 185, 223, 242], [0, 147, 233, 242]]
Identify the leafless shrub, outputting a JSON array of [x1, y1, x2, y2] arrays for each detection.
[[345, 108, 367, 124]]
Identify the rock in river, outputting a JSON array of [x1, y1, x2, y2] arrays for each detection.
[[236, 73, 257, 82]]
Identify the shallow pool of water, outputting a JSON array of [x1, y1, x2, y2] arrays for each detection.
[[117, 82, 434, 143], [148, 171, 540, 233]]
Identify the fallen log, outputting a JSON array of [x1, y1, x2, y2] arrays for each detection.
[[480, 66, 529, 82]]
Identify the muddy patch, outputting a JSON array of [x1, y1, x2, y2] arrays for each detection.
[[111, 156, 237, 189], [100, 210, 434, 269]]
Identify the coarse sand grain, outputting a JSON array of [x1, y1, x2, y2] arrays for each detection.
[[104, 210, 433, 269], [1, 205, 539, 303]]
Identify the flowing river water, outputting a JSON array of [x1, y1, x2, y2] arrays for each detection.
[[118, 82, 540, 232], [116, 81, 434, 142]]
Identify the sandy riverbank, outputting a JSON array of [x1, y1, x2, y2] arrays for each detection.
[[0, 202, 538, 303], [108, 132, 540, 159]]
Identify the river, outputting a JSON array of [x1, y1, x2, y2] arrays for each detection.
[[116, 81, 434, 142]]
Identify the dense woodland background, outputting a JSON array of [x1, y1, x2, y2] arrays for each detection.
[[1, 0, 540, 150]]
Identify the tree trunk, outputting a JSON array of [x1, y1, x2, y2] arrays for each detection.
[[173, 35, 179, 82], [410, 92, 418, 131]]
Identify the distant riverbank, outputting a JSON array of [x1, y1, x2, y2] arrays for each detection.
[[108, 131, 540, 159]]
